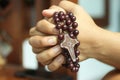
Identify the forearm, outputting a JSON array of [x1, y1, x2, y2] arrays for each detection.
[[92, 27, 120, 69]]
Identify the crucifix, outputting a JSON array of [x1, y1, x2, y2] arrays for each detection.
[[60, 33, 79, 62]]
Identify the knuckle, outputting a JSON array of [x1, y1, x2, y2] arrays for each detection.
[[46, 50, 53, 58], [36, 55, 43, 63], [36, 19, 46, 28], [74, 5, 79, 10], [71, 5, 79, 12], [32, 48, 36, 53], [29, 37, 34, 46], [38, 37, 46, 47], [32, 48, 39, 53], [29, 27, 35, 36], [59, 0, 66, 6], [29, 36, 42, 48], [49, 5, 57, 9], [49, 63, 58, 71]]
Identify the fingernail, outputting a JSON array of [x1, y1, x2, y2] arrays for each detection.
[[42, 9, 55, 17], [57, 55, 64, 63], [43, 9, 55, 14], [42, 9, 49, 14], [53, 45, 61, 53], [48, 37, 57, 45], [53, 28, 59, 34]]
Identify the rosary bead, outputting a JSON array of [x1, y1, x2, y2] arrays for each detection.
[[73, 30, 79, 36], [72, 22, 78, 28], [62, 25, 68, 31], [54, 18, 60, 24], [76, 42, 80, 46], [75, 67, 79, 72], [60, 15, 65, 21], [69, 33, 75, 38], [58, 34, 64, 40], [59, 11, 64, 16], [65, 14, 69, 20], [75, 50, 80, 56], [76, 57, 79, 62], [68, 26, 74, 32], [69, 63, 74, 69], [56, 24, 62, 29], [66, 19, 72, 26], [71, 16, 76, 22], [53, 12, 59, 18], [68, 12, 74, 17], [71, 67, 76, 72], [76, 64, 80, 68]]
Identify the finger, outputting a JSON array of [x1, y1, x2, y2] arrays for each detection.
[[42, 9, 56, 18], [42, 60, 52, 66], [78, 53, 88, 62], [37, 45, 61, 63], [29, 35, 57, 48], [47, 55, 65, 71], [42, 5, 66, 18], [29, 27, 45, 36], [32, 47, 46, 54], [36, 19, 58, 35], [59, 0, 79, 12]]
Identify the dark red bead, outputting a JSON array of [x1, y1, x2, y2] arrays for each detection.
[[68, 12, 74, 17], [71, 16, 76, 21], [59, 11, 64, 16], [53, 12, 59, 18], [76, 42, 80, 46], [69, 33, 75, 38], [56, 24, 62, 29], [76, 57, 79, 62], [68, 26, 74, 32], [60, 15, 65, 21], [62, 25, 68, 31], [66, 19, 72, 26], [65, 14, 69, 20], [73, 30, 79, 36], [75, 50, 80, 56], [75, 67, 79, 72], [54, 18, 60, 24], [58, 34, 64, 40], [76, 64, 80, 68], [72, 22, 78, 28], [69, 63, 74, 69], [71, 67, 76, 72]]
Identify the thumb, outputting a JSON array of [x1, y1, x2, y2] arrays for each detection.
[[42, 5, 66, 18], [59, 0, 79, 12]]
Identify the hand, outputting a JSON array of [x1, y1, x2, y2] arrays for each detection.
[[29, 1, 101, 71]]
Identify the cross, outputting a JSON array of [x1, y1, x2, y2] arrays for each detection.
[[60, 33, 79, 62]]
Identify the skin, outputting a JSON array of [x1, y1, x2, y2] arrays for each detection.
[[103, 69, 120, 80], [29, 1, 120, 77]]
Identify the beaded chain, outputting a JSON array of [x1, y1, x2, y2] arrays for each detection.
[[53, 11, 80, 72]]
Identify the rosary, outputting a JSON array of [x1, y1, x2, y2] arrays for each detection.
[[53, 11, 80, 72]]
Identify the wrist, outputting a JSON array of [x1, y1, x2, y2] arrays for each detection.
[[91, 27, 117, 60], [78, 25, 105, 59], [87, 26, 105, 59]]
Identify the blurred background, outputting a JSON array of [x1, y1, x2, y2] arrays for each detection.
[[0, 0, 120, 80], [78, 0, 120, 80]]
